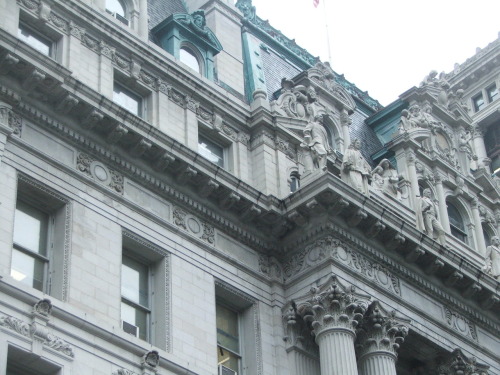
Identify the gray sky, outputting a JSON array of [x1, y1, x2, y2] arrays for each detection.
[[251, 0, 500, 106]]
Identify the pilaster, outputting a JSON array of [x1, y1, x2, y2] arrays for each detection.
[[471, 124, 490, 173], [471, 198, 487, 255], [433, 172, 450, 232]]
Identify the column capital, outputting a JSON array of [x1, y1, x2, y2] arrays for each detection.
[[356, 301, 409, 360], [295, 275, 371, 338], [436, 348, 489, 375]]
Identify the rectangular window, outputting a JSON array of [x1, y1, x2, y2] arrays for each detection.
[[18, 23, 54, 57], [217, 303, 241, 373], [121, 253, 151, 341], [199, 135, 225, 168], [472, 93, 485, 112], [113, 82, 143, 118], [486, 84, 498, 103], [7, 345, 62, 375], [10, 176, 69, 299], [10, 200, 49, 291], [120, 232, 169, 348]]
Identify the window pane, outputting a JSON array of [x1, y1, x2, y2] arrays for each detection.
[[487, 85, 498, 102], [121, 256, 148, 307], [10, 249, 45, 291], [121, 301, 148, 341], [218, 347, 239, 372], [216, 304, 239, 353], [472, 94, 485, 112], [18, 26, 52, 56], [106, 0, 125, 17], [199, 137, 224, 167], [113, 84, 142, 117], [180, 48, 201, 73], [13, 203, 48, 255]]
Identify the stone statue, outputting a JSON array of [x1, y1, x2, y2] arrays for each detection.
[[482, 236, 500, 280], [399, 109, 411, 131], [371, 159, 400, 198], [408, 104, 428, 128], [415, 188, 446, 245], [300, 115, 332, 172], [341, 139, 371, 195], [420, 70, 438, 87]]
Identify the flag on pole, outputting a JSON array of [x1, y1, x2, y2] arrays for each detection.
[[313, 0, 319, 7]]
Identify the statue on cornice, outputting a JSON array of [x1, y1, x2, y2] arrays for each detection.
[[420, 70, 438, 87], [300, 115, 332, 172], [482, 236, 500, 280], [371, 159, 400, 199], [341, 139, 371, 195], [235, 0, 256, 21], [415, 188, 446, 246], [179, 10, 218, 46], [273, 79, 321, 121]]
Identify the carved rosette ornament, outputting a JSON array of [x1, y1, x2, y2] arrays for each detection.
[[356, 301, 409, 375], [436, 349, 489, 375], [293, 275, 370, 375], [33, 298, 53, 317]]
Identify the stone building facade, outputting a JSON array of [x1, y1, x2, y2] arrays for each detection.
[[0, 0, 498, 375]]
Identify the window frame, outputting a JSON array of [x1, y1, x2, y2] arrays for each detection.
[[179, 45, 203, 74], [120, 231, 170, 349], [105, 0, 130, 26], [18, 22, 55, 58], [198, 133, 228, 169], [216, 302, 242, 373], [10, 175, 70, 299], [113, 81, 145, 118], [472, 92, 485, 112], [446, 201, 468, 244], [289, 171, 301, 193], [486, 83, 498, 103]]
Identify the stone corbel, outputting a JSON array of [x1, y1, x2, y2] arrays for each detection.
[[405, 247, 425, 262], [366, 220, 386, 238], [287, 210, 307, 227], [425, 258, 444, 275], [177, 166, 197, 185], [219, 192, 240, 210], [347, 208, 367, 227], [22, 69, 46, 91], [462, 282, 482, 298], [328, 197, 349, 216], [81, 109, 104, 129], [198, 178, 219, 197], [444, 270, 463, 287], [385, 233, 406, 251], [480, 294, 499, 310], [107, 124, 128, 144], [240, 204, 261, 223], [153, 152, 175, 172], [39, 1, 52, 22], [130, 59, 142, 81], [55, 93, 79, 114], [130, 139, 152, 158], [0, 54, 20, 75]]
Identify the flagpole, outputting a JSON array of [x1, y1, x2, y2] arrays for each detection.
[[322, 0, 332, 64]]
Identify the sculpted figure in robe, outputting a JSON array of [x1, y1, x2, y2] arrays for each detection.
[[300, 115, 332, 172], [371, 159, 400, 198], [415, 188, 446, 245], [482, 236, 500, 280], [341, 139, 371, 195]]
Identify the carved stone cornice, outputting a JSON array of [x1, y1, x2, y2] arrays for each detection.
[[294, 275, 371, 337], [355, 301, 409, 359], [435, 348, 489, 375]]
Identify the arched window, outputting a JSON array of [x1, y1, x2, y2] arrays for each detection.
[[180, 47, 201, 73], [447, 202, 468, 243], [483, 227, 491, 248], [289, 171, 300, 193], [106, 0, 129, 25]]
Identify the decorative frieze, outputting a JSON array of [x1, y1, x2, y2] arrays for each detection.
[[280, 236, 401, 295], [0, 313, 74, 357], [443, 306, 477, 341], [76, 152, 124, 194], [173, 206, 215, 245]]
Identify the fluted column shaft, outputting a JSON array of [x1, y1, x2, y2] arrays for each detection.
[[316, 328, 358, 375], [358, 352, 397, 375]]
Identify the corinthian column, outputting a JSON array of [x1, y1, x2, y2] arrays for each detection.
[[356, 301, 409, 375], [471, 124, 491, 172], [296, 276, 371, 375]]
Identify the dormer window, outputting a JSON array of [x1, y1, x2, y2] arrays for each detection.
[[151, 10, 223, 80], [106, 0, 129, 25], [180, 47, 201, 73]]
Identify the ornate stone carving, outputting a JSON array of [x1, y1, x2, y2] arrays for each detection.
[[436, 349, 489, 375], [76, 153, 124, 194], [0, 314, 33, 337], [154, 152, 176, 172], [356, 301, 409, 358], [8, 110, 22, 136], [371, 159, 401, 199], [415, 188, 446, 245], [55, 93, 79, 114], [173, 207, 187, 230], [81, 109, 104, 129], [281, 236, 401, 295], [275, 137, 296, 159], [33, 298, 53, 317], [282, 302, 318, 354], [295, 275, 370, 336], [443, 306, 477, 341], [259, 255, 282, 280], [341, 139, 371, 196], [22, 69, 45, 91], [178, 10, 221, 49], [201, 221, 215, 244], [482, 235, 500, 281], [300, 115, 332, 172], [141, 350, 159, 369], [107, 124, 128, 144], [272, 79, 320, 121], [113, 369, 137, 375]]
